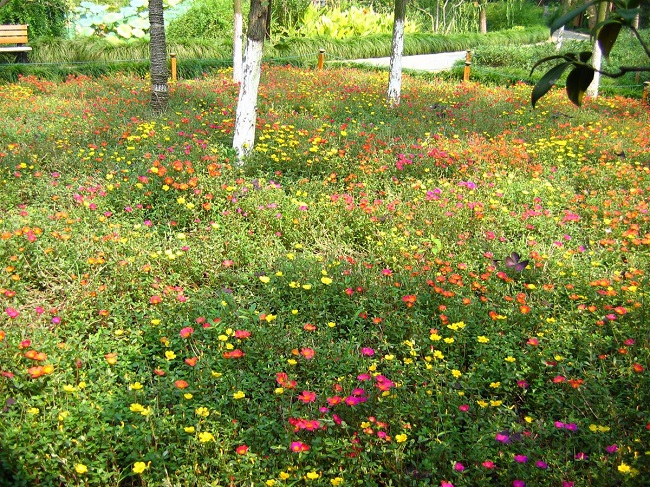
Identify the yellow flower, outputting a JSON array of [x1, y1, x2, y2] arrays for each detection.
[[490, 382, 501, 388], [618, 463, 631, 474], [525, 416, 533, 423], [443, 337, 454, 344], [198, 432, 215, 443], [287, 359, 297, 365], [129, 382, 143, 390], [384, 354, 395, 360], [321, 277, 333, 285], [477, 336, 490, 343], [429, 333, 441, 341], [275, 387, 284, 394], [451, 369, 462, 378], [266, 481, 277, 486], [395, 433, 408, 443], [132, 461, 149, 474], [184, 426, 195, 433], [140, 406, 152, 417], [504, 356, 516, 363], [233, 391, 246, 400], [433, 350, 445, 359], [490, 400, 503, 407], [331, 477, 344, 486], [130, 403, 145, 413], [306, 471, 320, 480], [211, 371, 222, 378], [165, 350, 176, 360], [63, 384, 76, 393], [184, 393, 193, 400], [279, 472, 290, 480], [195, 407, 210, 417], [259, 276, 270, 283], [74, 464, 88, 474]]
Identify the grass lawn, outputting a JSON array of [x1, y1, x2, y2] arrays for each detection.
[[0, 67, 649, 486]]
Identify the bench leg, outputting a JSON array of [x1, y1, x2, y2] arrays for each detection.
[[17, 51, 28, 63]]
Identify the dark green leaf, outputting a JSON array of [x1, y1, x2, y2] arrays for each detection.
[[530, 55, 571, 76], [566, 66, 594, 106], [578, 51, 593, 63], [550, 0, 599, 32], [531, 62, 571, 108], [613, 7, 642, 21], [597, 22, 622, 59]]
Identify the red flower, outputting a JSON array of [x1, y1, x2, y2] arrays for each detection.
[[174, 380, 189, 389], [402, 295, 417, 307], [223, 349, 244, 359], [234, 329, 251, 339], [297, 390, 316, 403], [185, 357, 198, 367], [300, 348, 315, 359], [149, 295, 162, 305], [235, 445, 249, 455], [633, 363, 644, 373]]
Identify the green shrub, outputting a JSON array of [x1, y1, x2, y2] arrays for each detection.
[[486, 0, 545, 30], [167, 0, 246, 40], [0, 0, 69, 38]]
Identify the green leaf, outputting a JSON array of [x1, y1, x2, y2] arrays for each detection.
[[597, 21, 621, 59], [532, 62, 572, 108], [550, 0, 599, 32], [530, 55, 570, 76], [578, 51, 593, 63], [566, 66, 594, 106]]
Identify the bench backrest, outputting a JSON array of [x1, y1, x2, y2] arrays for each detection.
[[0, 25, 29, 45]]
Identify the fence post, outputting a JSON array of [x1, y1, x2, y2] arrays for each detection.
[[463, 50, 471, 82], [317, 49, 325, 70], [644, 81, 649, 104], [170, 53, 177, 82]]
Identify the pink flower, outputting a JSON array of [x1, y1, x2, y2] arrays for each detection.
[[441, 482, 454, 487], [513, 481, 525, 487], [234, 329, 251, 339], [482, 460, 496, 469], [453, 462, 465, 471], [179, 327, 194, 338], [606, 444, 618, 454], [514, 455, 528, 463], [290, 441, 309, 452], [361, 347, 375, 356], [5, 307, 19, 318], [458, 404, 469, 412], [300, 348, 315, 359]]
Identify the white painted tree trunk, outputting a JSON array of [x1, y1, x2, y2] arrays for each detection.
[[387, 0, 406, 107], [587, 41, 602, 98], [233, 38, 264, 162], [233, 0, 243, 83]]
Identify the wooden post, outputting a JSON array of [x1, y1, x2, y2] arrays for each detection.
[[463, 50, 471, 82], [317, 49, 325, 70], [643, 81, 650, 104], [170, 53, 177, 82]]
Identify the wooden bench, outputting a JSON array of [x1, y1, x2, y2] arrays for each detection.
[[0, 25, 32, 63]]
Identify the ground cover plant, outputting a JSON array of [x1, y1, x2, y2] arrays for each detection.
[[0, 67, 649, 486]]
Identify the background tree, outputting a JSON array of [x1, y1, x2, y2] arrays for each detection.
[[586, 0, 610, 97], [149, 0, 169, 114], [531, 0, 649, 107], [387, 0, 408, 106], [233, 0, 270, 162]]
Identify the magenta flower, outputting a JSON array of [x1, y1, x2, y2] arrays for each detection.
[[440, 482, 454, 487], [482, 460, 496, 469], [606, 444, 618, 454], [574, 452, 588, 460], [535, 461, 548, 469], [5, 307, 19, 318], [513, 481, 525, 487], [361, 347, 375, 356], [179, 327, 194, 338], [495, 433, 510, 443], [290, 441, 309, 452], [453, 462, 465, 471], [514, 455, 528, 463], [458, 404, 469, 412]]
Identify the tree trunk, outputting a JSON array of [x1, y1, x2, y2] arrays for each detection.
[[587, 1, 609, 98], [149, 0, 169, 114], [479, 4, 487, 34], [232, 0, 269, 163], [387, 0, 407, 107], [233, 0, 243, 82]]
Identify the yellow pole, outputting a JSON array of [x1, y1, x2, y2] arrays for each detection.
[[318, 49, 325, 70], [170, 53, 177, 82], [463, 50, 471, 82], [644, 81, 649, 104]]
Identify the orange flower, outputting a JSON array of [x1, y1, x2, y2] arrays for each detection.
[[105, 353, 117, 365], [174, 380, 189, 389]]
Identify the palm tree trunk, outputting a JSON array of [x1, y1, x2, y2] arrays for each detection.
[[387, 0, 407, 107], [149, 0, 169, 114], [587, 1, 609, 98], [232, 0, 269, 162]]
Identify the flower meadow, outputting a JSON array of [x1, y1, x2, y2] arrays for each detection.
[[0, 67, 649, 487]]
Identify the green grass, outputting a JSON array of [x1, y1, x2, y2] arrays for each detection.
[[0, 66, 649, 486]]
